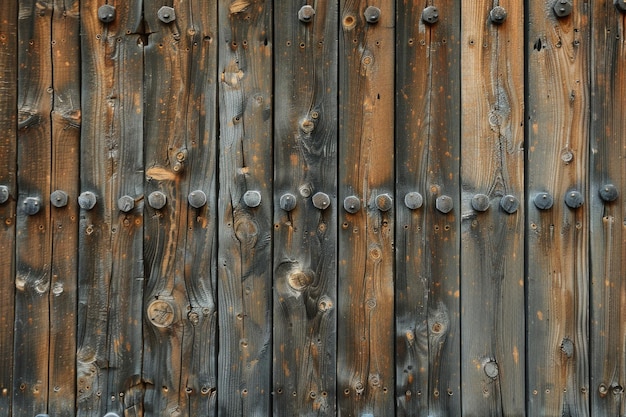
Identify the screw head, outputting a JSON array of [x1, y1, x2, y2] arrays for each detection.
[[50, 190, 69, 208], [312, 192, 331, 210], [599, 183, 618, 202], [553, 0, 573, 18], [158, 6, 176, 23], [279, 193, 297, 211], [404, 191, 423, 210], [298, 5, 316, 22], [500, 195, 520, 214], [375, 193, 393, 212], [118, 195, 135, 212], [615, 0, 626, 12], [243, 190, 261, 208], [490, 6, 507, 24], [148, 191, 167, 209], [343, 195, 360, 214], [565, 190, 584, 209], [421, 6, 439, 25], [471, 194, 490, 212], [435, 195, 453, 214], [534, 192, 554, 210], [23, 197, 41, 216], [78, 191, 97, 210], [188, 190, 207, 208], [364, 6, 381, 24], [0, 185, 9, 204], [98, 5, 116, 23]]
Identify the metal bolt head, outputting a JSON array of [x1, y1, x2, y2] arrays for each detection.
[[343, 195, 360, 214], [148, 191, 167, 210], [298, 5, 316, 22], [500, 195, 519, 214], [78, 191, 97, 210], [364, 6, 381, 24], [404, 191, 423, 210], [534, 192, 554, 210], [471, 194, 490, 212], [312, 192, 331, 210], [421, 6, 439, 25], [98, 5, 116, 23], [158, 6, 176, 23], [553, 0, 573, 18], [23, 197, 41, 216], [615, 0, 626, 12], [279, 193, 297, 211], [564, 190, 584, 209], [243, 190, 261, 208], [599, 184, 618, 202], [0, 185, 9, 204], [490, 6, 507, 24], [436, 195, 453, 214], [188, 190, 207, 208], [50, 190, 69, 208], [118, 195, 135, 212], [375, 194, 393, 212]]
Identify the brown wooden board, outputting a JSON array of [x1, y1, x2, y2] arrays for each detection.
[[337, 0, 394, 415], [273, 1, 338, 415], [217, 0, 273, 415], [0, 1, 17, 415], [14, 1, 53, 414], [49, 1, 80, 415], [590, 3, 626, 416], [460, 1, 525, 415], [395, 1, 461, 415], [526, 1, 590, 416], [77, 1, 144, 415], [142, 0, 218, 415]]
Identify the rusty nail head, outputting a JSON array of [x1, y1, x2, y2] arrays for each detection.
[[616, 0, 626, 12], [500, 195, 519, 214], [280, 193, 297, 211], [553, 0, 573, 18], [298, 5, 316, 22], [148, 191, 167, 209], [188, 190, 207, 208], [534, 192, 554, 210], [0, 185, 8, 204], [599, 184, 618, 202], [343, 195, 360, 213], [158, 6, 176, 23], [565, 190, 584, 209], [23, 196, 41, 216], [312, 192, 331, 210], [471, 194, 490, 212], [422, 6, 439, 25], [436, 195, 453, 214], [98, 5, 116, 23], [364, 6, 381, 23], [78, 191, 97, 210], [118, 195, 135, 212], [375, 193, 393, 212], [404, 191, 423, 210], [50, 190, 69, 208], [490, 6, 507, 24], [243, 190, 261, 208]]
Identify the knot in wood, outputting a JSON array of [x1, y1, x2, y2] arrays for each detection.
[[317, 295, 333, 312], [287, 270, 312, 291], [483, 360, 499, 379], [147, 300, 175, 328], [560, 338, 574, 358]]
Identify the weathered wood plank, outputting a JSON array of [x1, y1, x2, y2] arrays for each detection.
[[395, 1, 461, 416], [14, 0, 53, 414], [78, 1, 144, 415], [142, 1, 218, 415], [460, 2, 525, 416], [273, 1, 338, 415], [527, 1, 590, 416], [590, 3, 626, 416], [49, 1, 80, 415], [337, 0, 394, 415], [0, 2, 18, 415], [217, 0, 273, 415]]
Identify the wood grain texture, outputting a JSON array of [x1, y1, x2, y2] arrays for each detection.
[[395, 1, 461, 416], [142, 1, 218, 415], [0, 1, 17, 415], [217, 1, 273, 415], [460, 1, 525, 416], [527, 1, 590, 416], [589, 3, 626, 416], [14, 1, 53, 414], [49, 1, 80, 416], [77, 1, 144, 415], [273, 1, 338, 415], [337, 0, 394, 415]]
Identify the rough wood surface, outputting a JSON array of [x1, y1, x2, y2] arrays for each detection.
[[395, 1, 461, 416], [217, 1, 273, 415], [273, 1, 338, 415], [337, 0, 395, 415], [77, 1, 145, 415], [527, 1, 590, 416], [590, 3, 626, 416], [460, 2, 525, 416]]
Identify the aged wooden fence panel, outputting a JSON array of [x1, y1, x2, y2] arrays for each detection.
[[0, 2, 625, 417]]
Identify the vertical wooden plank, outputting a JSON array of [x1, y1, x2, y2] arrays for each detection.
[[460, 1, 525, 416], [0, 2, 18, 415], [14, 0, 53, 414], [49, 0, 80, 415], [273, 1, 338, 415], [527, 1, 590, 416], [590, 2, 626, 416], [217, 0, 272, 415], [337, 0, 394, 415], [78, 1, 144, 415], [143, 0, 218, 415], [395, 1, 461, 415]]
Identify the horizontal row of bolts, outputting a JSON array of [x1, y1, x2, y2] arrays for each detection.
[[0, 185, 617, 216]]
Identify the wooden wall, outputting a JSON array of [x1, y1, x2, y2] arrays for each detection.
[[0, 1, 624, 416]]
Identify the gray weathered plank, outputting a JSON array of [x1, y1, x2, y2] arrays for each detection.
[[273, 0, 338, 415], [395, 1, 461, 416], [526, 1, 590, 416], [217, 0, 273, 415]]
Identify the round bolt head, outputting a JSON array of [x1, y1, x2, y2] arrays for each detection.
[[471, 194, 490, 212], [188, 190, 207, 208], [564, 190, 584, 209], [243, 190, 261, 208], [279, 193, 297, 211], [118, 195, 135, 212], [490, 6, 507, 24], [534, 192, 554, 210], [312, 192, 331, 210], [0, 185, 9, 204], [148, 191, 167, 210], [484, 360, 499, 379], [615, 0, 626, 12], [23, 197, 41, 216], [421, 6, 439, 25], [343, 195, 361, 214], [98, 5, 116, 23], [78, 191, 97, 210], [103, 413, 120, 417], [599, 183, 618, 202], [404, 191, 423, 210], [553, 0, 573, 18], [436, 195, 453, 214], [158, 6, 176, 23], [298, 5, 316, 22], [500, 194, 519, 214], [50, 190, 69, 208], [375, 193, 393, 212], [364, 6, 381, 23]]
